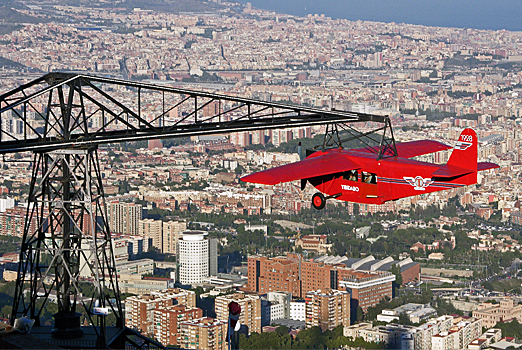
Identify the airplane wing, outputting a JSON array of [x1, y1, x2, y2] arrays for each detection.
[[477, 162, 500, 171], [241, 151, 360, 185], [353, 140, 452, 159], [432, 161, 499, 178]]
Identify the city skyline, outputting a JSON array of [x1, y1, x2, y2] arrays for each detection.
[[0, 1, 521, 349]]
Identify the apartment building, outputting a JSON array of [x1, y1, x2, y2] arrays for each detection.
[[139, 218, 163, 251], [262, 300, 285, 326], [468, 328, 502, 350], [125, 294, 172, 336], [126, 235, 151, 258], [345, 315, 455, 350], [358, 324, 411, 347], [0, 206, 37, 237], [151, 288, 197, 308], [109, 201, 142, 235], [125, 288, 196, 337], [344, 322, 373, 339], [215, 291, 262, 334], [163, 219, 187, 254], [305, 289, 350, 331], [119, 274, 173, 295], [261, 291, 292, 326], [413, 315, 454, 350], [137, 218, 187, 254], [153, 305, 202, 346], [290, 300, 306, 321], [266, 291, 292, 318], [179, 317, 227, 350], [178, 231, 208, 285], [432, 317, 482, 350]]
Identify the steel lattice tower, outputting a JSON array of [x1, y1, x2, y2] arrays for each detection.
[[11, 147, 122, 346]]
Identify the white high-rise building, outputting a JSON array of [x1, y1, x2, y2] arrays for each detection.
[[178, 231, 209, 285], [0, 197, 15, 213]]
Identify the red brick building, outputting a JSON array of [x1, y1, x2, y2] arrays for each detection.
[[125, 289, 197, 337], [337, 270, 394, 313], [0, 206, 38, 237], [305, 289, 350, 331], [246, 254, 397, 315], [153, 305, 202, 346], [126, 294, 173, 336], [214, 292, 262, 334], [248, 255, 301, 297]]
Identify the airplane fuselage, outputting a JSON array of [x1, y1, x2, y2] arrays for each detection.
[[308, 149, 476, 205]]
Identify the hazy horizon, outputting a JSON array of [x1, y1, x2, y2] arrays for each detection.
[[238, 0, 522, 32]]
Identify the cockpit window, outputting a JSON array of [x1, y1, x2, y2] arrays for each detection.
[[343, 170, 358, 181], [362, 172, 377, 184]]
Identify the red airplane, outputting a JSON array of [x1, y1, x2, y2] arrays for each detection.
[[241, 128, 499, 209]]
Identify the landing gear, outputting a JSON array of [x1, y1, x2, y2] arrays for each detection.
[[312, 193, 326, 210]]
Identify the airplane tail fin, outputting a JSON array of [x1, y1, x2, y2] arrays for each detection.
[[447, 128, 477, 172], [434, 128, 499, 180]]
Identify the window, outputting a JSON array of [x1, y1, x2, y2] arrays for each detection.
[[361, 172, 377, 184], [343, 170, 358, 181]]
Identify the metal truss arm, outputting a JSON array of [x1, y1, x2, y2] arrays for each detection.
[[0, 73, 389, 153]]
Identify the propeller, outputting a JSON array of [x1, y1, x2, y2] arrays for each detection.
[[298, 142, 307, 190], [297, 142, 304, 161]]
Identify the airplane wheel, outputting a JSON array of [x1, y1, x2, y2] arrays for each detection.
[[312, 193, 326, 210]]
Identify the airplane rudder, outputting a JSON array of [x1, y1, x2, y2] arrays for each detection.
[[448, 128, 477, 170]]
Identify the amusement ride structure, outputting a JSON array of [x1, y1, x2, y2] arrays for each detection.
[[0, 72, 389, 348]]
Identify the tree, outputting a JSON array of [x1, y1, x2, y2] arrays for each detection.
[[353, 203, 360, 216], [356, 306, 364, 322], [275, 325, 289, 335], [238, 323, 387, 349], [391, 263, 403, 286], [398, 312, 412, 325], [482, 281, 494, 292], [0, 305, 12, 318], [434, 297, 463, 316], [493, 319, 522, 338]]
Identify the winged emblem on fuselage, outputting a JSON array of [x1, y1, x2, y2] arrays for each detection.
[[403, 176, 434, 190]]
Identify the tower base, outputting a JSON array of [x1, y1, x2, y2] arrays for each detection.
[[51, 312, 84, 340]]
